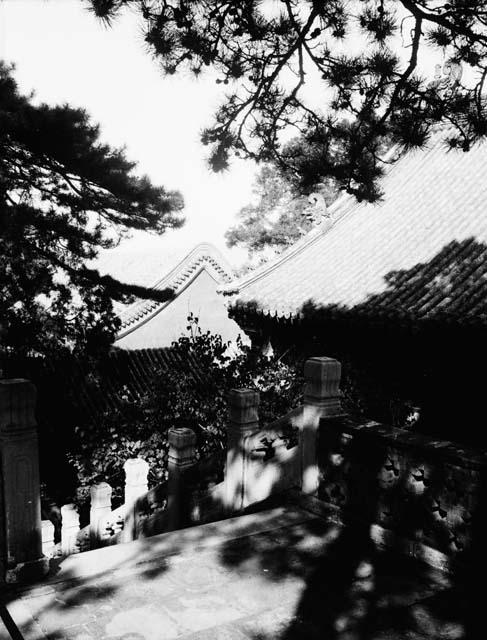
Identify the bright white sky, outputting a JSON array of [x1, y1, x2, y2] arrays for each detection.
[[0, 0, 256, 267]]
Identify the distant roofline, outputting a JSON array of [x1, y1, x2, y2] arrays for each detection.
[[117, 264, 220, 341], [117, 242, 234, 336]]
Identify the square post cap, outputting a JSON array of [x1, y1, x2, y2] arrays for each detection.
[[168, 427, 197, 449], [90, 482, 112, 507], [304, 357, 342, 400], [228, 389, 260, 425], [168, 427, 196, 468], [124, 457, 150, 482], [61, 503, 80, 525], [0, 379, 37, 433]]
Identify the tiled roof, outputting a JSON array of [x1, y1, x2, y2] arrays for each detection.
[[225, 128, 487, 323], [2, 349, 203, 425], [68, 348, 205, 421], [97, 242, 234, 338]]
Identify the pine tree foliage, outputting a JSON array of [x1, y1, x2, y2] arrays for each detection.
[[90, 0, 487, 201], [225, 163, 337, 266], [0, 63, 184, 358]]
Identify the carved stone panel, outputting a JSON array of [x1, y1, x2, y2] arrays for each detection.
[[317, 417, 485, 564]]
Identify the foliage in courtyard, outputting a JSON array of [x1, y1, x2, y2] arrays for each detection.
[[0, 62, 184, 360], [67, 316, 303, 505], [156, 316, 302, 431], [91, 0, 487, 201], [67, 405, 169, 506]]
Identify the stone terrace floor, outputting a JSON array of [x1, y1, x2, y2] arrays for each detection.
[[0, 505, 469, 640]]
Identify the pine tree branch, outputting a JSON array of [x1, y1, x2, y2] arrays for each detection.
[[400, 0, 487, 46], [378, 15, 423, 128]]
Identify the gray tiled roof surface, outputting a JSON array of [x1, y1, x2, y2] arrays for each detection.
[[3, 349, 203, 424], [229, 130, 487, 322]]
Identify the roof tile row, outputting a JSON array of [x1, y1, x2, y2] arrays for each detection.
[[227, 129, 487, 323]]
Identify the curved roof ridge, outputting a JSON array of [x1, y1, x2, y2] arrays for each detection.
[[150, 241, 234, 292], [118, 242, 235, 334], [222, 126, 468, 297], [221, 206, 345, 296], [222, 141, 405, 296]]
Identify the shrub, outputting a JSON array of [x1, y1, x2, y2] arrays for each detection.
[[67, 315, 303, 506]]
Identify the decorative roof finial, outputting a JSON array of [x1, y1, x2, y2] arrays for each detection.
[[303, 192, 329, 225], [428, 60, 462, 96]]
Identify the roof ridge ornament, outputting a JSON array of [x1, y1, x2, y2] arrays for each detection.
[[303, 192, 330, 226], [428, 60, 463, 97]]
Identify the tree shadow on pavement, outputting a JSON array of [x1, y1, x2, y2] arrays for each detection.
[[216, 423, 470, 640], [0, 534, 175, 640]]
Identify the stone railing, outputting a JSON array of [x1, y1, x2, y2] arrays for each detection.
[[57, 458, 167, 556], [0, 358, 345, 581], [317, 415, 486, 571], [6, 355, 480, 581], [59, 432, 200, 555], [52, 426, 221, 558], [183, 356, 345, 523]]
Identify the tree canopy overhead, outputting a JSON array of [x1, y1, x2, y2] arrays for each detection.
[[90, 0, 487, 201], [0, 62, 184, 358]]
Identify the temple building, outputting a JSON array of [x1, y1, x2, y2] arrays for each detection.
[[224, 127, 487, 325], [94, 127, 487, 445], [222, 126, 487, 446]]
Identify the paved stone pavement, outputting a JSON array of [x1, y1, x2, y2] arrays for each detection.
[[0, 506, 467, 640]]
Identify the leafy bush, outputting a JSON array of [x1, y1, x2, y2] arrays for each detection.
[[67, 423, 168, 507], [68, 316, 303, 506], [150, 315, 302, 441]]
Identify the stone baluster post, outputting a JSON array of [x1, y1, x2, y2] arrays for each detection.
[[90, 482, 112, 547], [166, 427, 197, 532], [124, 458, 149, 506], [0, 379, 49, 583], [41, 520, 55, 558], [301, 357, 344, 495], [121, 458, 150, 542], [61, 503, 80, 556], [225, 389, 260, 513]]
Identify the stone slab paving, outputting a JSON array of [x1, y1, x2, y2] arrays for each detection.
[[0, 506, 466, 640]]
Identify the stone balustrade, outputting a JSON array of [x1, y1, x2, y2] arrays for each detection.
[[165, 427, 198, 531], [4, 356, 482, 579], [223, 357, 344, 513], [124, 457, 149, 506], [41, 520, 55, 558], [58, 456, 161, 552], [317, 417, 487, 571], [53, 356, 347, 555], [1, 359, 342, 578]]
